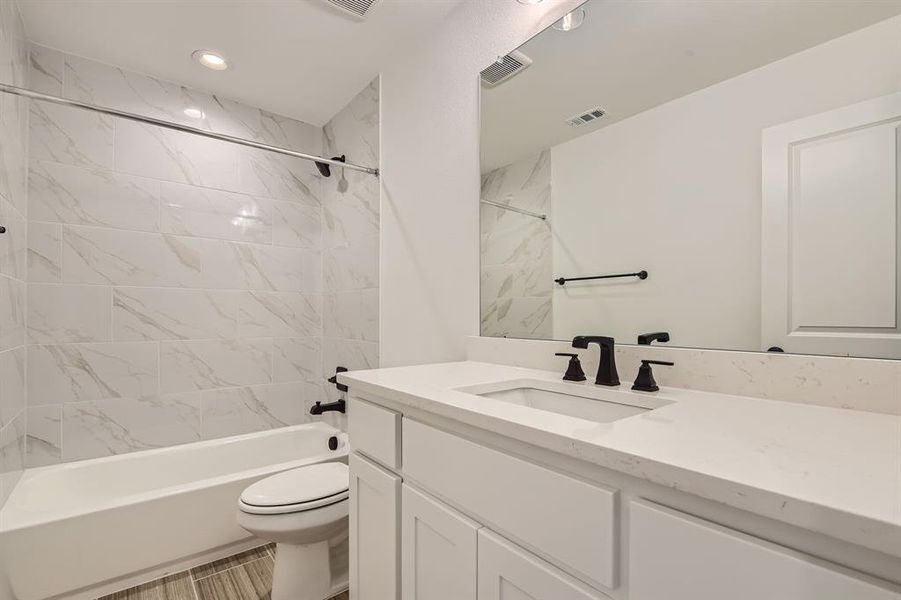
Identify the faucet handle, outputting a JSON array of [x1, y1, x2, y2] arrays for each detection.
[[632, 360, 674, 392], [555, 353, 587, 382]]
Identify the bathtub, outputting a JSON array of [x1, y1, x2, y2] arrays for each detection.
[[0, 422, 348, 600]]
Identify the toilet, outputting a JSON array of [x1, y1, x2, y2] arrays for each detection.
[[237, 462, 349, 600]]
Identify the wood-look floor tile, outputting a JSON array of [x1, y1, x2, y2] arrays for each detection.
[[194, 557, 274, 600], [328, 592, 349, 600], [190, 546, 270, 580], [97, 572, 196, 600]]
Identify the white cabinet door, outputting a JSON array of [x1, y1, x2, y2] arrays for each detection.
[[401, 485, 479, 600], [762, 91, 901, 357], [630, 500, 901, 600], [349, 453, 401, 600], [478, 530, 609, 600]]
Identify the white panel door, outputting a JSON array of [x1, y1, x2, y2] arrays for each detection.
[[629, 500, 901, 600], [478, 530, 609, 600], [762, 91, 901, 357], [401, 484, 479, 600], [349, 453, 401, 600]]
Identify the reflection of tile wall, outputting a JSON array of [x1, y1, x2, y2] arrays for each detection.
[[320, 79, 380, 430], [480, 151, 552, 339], [0, 2, 29, 509], [24, 45, 333, 466]]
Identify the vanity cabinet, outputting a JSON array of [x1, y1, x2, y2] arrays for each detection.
[[347, 391, 901, 600], [401, 484, 479, 600], [348, 453, 401, 600], [629, 501, 901, 600], [478, 530, 609, 600]]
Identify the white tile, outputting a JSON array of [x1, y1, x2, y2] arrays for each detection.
[[159, 338, 272, 394], [0, 346, 24, 428], [27, 221, 61, 282], [361, 288, 379, 342], [0, 198, 26, 279], [322, 178, 379, 249], [199, 383, 311, 440], [27, 283, 110, 343], [25, 404, 61, 467], [323, 234, 378, 292], [0, 276, 25, 350], [272, 200, 321, 248], [29, 160, 159, 230], [0, 93, 28, 216], [273, 337, 322, 384], [28, 44, 63, 95], [160, 181, 271, 243], [322, 338, 378, 378], [0, 412, 25, 506], [115, 120, 238, 189], [29, 102, 114, 170], [63, 226, 203, 287], [27, 342, 159, 406], [239, 291, 321, 338], [113, 287, 240, 341], [323, 291, 362, 340], [236, 147, 321, 205], [61, 396, 201, 461], [199, 239, 304, 291]]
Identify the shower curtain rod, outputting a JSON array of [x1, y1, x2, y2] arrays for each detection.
[[480, 199, 547, 220], [0, 83, 379, 176]]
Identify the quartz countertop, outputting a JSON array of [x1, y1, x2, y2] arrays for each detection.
[[339, 360, 901, 559]]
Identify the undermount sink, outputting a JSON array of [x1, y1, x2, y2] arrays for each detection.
[[457, 379, 674, 424]]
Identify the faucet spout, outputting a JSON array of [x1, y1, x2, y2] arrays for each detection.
[[571, 336, 620, 386]]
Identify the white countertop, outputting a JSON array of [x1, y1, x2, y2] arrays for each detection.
[[339, 360, 901, 559]]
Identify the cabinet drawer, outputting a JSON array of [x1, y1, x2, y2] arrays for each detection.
[[348, 396, 401, 469], [629, 500, 901, 600], [478, 530, 610, 600], [402, 419, 617, 590]]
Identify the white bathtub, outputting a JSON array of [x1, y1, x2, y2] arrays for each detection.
[[0, 422, 348, 600]]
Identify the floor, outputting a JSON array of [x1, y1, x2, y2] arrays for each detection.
[[97, 545, 349, 600]]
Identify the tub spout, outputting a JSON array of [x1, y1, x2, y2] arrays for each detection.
[[310, 399, 346, 415]]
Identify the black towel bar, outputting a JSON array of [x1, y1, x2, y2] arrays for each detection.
[[554, 270, 648, 286]]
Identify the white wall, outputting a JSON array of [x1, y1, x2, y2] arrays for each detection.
[[379, 0, 582, 367], [550, 15, 901, 351]]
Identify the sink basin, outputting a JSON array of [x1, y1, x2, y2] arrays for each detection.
[[457, 379, 673, 424]]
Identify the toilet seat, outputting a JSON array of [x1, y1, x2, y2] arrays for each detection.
[[239, 462, 349, 515]]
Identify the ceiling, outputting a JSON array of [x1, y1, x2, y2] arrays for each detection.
[[17, 0, 462, 126], [481, 0, 901, 172]]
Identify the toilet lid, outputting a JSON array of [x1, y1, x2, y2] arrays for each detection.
[[241, 463, 349, 508]]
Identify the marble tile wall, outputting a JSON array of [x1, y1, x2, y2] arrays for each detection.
[[22, 45, 375, 466], [320, 78, 380, 431], [0, 1, 29, 509], [480, 151, 553, 339]]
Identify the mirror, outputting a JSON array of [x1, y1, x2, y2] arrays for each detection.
[[479, 0, 901, 359]]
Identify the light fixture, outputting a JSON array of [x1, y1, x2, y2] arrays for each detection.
[[552, 7, 586, 31], [183, 107, 205, 119], [516, 0, 543, 4], [192, 49, 228, 71]]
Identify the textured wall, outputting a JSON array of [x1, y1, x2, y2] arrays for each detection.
[[22, 45, 369, 465], [480, 151, 552, 338], [0, 1, 29, 510]]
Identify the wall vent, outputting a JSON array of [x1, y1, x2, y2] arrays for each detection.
[[481, 50, 533, 87], [566, 106, 607, 127], [320, 0, 380, 19]]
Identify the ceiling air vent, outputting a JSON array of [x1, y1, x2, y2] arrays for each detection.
[[481, 50, 533, 87], [566, 106, 607, 127], [320, 0, 380, 19]]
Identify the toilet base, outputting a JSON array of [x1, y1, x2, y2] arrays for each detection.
[[272, 541, 336, 600]]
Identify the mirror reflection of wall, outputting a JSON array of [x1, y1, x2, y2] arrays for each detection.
[[479, 0, 901, 359]]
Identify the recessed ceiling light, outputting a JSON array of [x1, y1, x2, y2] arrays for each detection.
[[553, 8, 586, 31], [192, 50, 228, 71], [517, 0, 543, 4], [183, 107, 205, 119]]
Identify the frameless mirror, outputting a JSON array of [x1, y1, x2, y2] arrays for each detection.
[[479, 0, 901, 359]]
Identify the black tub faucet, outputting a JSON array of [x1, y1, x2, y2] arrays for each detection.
[[571, 336, 620, 386]]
